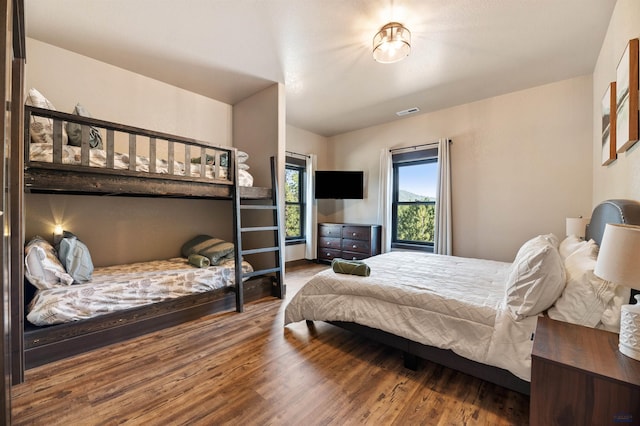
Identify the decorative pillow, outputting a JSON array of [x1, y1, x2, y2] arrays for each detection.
[[24, 236, 74, 290], [598, 283, 632, 332], [56, 231, 94, 283], [66, 103, 103, 149], [505, 234, 566, 320], [558, 235, 589, 260], [548, 241, 615, 327], [181, 235, 235, 266], [25, 88, 69, 145], [237, 150, 249, 163]]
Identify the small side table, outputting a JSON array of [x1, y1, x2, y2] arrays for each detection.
[[530, 316, 640, 425]]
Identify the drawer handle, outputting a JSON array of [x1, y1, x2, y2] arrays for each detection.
[[352, 244, 357, 248], [352, 232, 357, 236], [326, 253, 330, 256], [352, 257, 357, 260]]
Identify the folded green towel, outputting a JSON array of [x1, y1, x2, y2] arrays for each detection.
[[188, 254, 210, 268], [331, 258, 371, 277]]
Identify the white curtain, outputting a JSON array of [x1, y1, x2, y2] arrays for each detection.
[[434, 138, 452, 255], [377, 149, 393, 252], [304, 154, 318, 260]]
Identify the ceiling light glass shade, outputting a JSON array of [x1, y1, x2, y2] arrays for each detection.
[[373, 22, 411, 64]]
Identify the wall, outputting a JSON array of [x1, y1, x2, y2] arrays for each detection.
[[284, 125, 329, 262], [327, 76, 594, 262], [592, 0, 640, 203], [24, 38, 235, 266]]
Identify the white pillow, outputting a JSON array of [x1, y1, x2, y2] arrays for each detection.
[[25, 88, 68, 145], [548, 240, 615, 327], [558, 235, 589, 260], [505, 234, 566, 320], [598, 285, 632, 332], [24, 236, 74, 290]]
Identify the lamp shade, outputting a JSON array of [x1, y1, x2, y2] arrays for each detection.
[[594, 223, 640, 290], [373, 22, 411, 63], [566, 217, 589, 239]]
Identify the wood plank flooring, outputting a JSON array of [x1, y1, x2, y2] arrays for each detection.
[[11, 262, 529, 425]]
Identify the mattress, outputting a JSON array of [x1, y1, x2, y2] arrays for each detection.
[[29, 143, 254, 187], [284, 251, 538, 381], [27, 257, 253, 326]]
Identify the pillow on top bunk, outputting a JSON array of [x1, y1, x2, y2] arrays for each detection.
[[25, 88, 69, 145], [181, 235, 235, 265], [24, 236, 74, 290], [56, 231, 94, 284], [548, 240, 614, 327], [66, 103, 104, 149], [505, 233, 565, 321]]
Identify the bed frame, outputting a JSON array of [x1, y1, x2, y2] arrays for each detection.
[[319, 199, 640, 396], [14, 106, 281, 376]]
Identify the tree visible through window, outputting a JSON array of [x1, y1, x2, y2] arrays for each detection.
[[392, 149, 438, 250], [285, 158, 305, 240]]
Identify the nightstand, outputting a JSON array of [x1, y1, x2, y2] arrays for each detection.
[[530, 316, 640, 426]]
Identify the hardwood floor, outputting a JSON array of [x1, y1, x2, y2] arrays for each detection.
[[11, 262, 529, 425]]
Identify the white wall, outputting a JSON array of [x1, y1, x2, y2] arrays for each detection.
[[592, 0, 640, 203], [24, 38, 236, 266], [327, 76, 594, 262]]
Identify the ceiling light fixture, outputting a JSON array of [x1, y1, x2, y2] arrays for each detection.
[[373, 22, 411, 64]]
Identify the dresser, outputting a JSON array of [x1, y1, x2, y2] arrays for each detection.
[[317, 223, 381, 263], [530, 316, 640, 426]]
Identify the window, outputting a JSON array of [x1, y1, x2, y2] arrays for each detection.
[[391, 148, 438, 251], [285, 156, 306, 243]]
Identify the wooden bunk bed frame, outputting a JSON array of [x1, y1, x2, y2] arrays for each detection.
[[16, 105, 282, 372], [317, 199, 640, 396]]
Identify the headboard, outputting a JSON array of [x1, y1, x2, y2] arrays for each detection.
[[586, 199, 640, 304]]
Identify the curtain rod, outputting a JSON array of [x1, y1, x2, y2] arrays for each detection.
[[285, 150, 310, 159], [389, 140, 451, 153]]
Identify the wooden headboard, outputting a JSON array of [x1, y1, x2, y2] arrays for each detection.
[[586, 199, 640, 304]]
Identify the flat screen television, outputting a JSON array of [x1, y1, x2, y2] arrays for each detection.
[[315, 170, 364, 199]]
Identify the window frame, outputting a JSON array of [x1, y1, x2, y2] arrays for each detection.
[[284, 156, 306, 245], [391, 148, 438, 252]]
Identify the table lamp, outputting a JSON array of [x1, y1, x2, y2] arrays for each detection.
[[594, 223, 640, 361], [566, 217, 590, 239]]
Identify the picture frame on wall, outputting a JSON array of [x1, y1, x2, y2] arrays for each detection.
[[602, 82, 617, 166], [615, 38, 639, 152]]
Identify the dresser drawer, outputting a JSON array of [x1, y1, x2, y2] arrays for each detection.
[[318, 248, 342, 261], [342, 238, 371, 254], [342, 226, 370, 241], [318, 237, 341, 250], [341, 251, 369, 261], [319, 224, 342, 238]]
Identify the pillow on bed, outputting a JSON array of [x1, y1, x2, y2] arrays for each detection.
[[547, 240, 614, 327], [181, 235, 235, 265], [505, 234, 566, 320], [56, 231, 94, 284], [24, 236, 74, 290], [598, 285, 632, 332], [25, 88, 69, 145], [66, 103, 103, 149], [558, 235, 589, 260]]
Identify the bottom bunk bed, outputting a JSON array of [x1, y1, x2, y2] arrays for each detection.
[[285, 199, 640, 395]]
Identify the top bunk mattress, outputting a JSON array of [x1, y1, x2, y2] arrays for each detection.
[[27, 257, 253, 326]]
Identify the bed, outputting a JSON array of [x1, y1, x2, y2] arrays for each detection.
[[15, 93, 282, 373], [285, 199, 640, 395]]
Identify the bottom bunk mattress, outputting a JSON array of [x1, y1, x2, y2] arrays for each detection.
[[27, 257, 253, 326], [284, 251, 538, 381]]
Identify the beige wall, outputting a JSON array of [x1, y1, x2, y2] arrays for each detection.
[[24, 38, 237, 266], [592, 0, 640, 203], [326, 76, 594, 262]]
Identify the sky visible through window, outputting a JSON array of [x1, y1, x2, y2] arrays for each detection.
[[399, 162, 438, 198]]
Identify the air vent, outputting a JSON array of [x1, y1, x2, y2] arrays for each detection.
[[396, 107, 420, 117]]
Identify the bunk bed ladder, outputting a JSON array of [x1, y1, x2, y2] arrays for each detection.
[[233, 156, 284, 313]]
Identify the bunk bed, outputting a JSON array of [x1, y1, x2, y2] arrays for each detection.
[[285, 199, 640, 395], [18, 103, 283, 369]]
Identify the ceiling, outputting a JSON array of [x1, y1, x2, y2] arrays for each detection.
[[24, 0, 617, 137]]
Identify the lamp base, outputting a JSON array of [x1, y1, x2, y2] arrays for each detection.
[[619, 296, 640, 362]]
